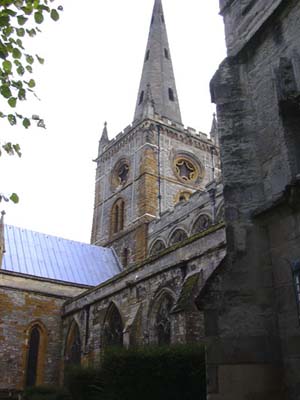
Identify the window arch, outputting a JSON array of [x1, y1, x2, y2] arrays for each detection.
[[191, 214, 212, 235], [169, 228, 188, 246], [65, 320, 81, 366], [103, 303, 124, 348], [174, 190, 192, 204], [168, 88, 175, 102], [149, 239, 166, 256], [25, 322, 47, 387], [111, 198, 125, 235], [156, 294, 174, 345], [148, 289, 176, 345]]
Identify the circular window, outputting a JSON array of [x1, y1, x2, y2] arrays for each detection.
[[111, 159, 130, 189], [173, 154, 204, 183]]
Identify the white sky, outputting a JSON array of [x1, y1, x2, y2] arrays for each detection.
[[1, 0, 226, 243]]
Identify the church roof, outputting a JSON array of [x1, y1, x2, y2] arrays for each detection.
[[133, 0, 182, 124], [2, 225, 122, 286]]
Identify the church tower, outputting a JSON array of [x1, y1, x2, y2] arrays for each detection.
[[91, 0, 219, 266]]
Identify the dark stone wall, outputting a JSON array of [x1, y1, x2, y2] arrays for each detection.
[[202, 0, 300, 399]]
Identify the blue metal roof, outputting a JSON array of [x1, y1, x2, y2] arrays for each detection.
[[2, 225, 122, 286]]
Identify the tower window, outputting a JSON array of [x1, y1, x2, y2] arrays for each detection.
[[161, 14, 165, 24], [145, 50, 150, 62], [139, 90, 144, 105], [111, 198, 125, 235], [168, 88, 175, 102], [151, 15, 154, 25], [164, 48, 169, 59]]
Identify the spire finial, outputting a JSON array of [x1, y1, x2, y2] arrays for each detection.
[[210, 112, 219, 146], [98, 121, 109, 154], [133, 0, 182, 124]]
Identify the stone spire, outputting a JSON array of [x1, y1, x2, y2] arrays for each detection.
[[98, 122, 109, 154], [210, 113, 219, 146], [0, 211, 5, 268], [133, 0, 182, 124]]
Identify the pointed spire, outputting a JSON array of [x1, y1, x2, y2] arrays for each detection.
[[98, 122, 109, 154], [0, 211, 6, 268], [134, 0, 182, 124], [210, 113, 219, 146]]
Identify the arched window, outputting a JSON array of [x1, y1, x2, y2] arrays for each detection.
[[65, 321, 81, 366], [191, 214, 212, 235], [103, 303, 124, 347], [111, 198, 125, 235], [25, 323, 47, 387], [155, 295, 174, 345], [149, 239, 166, 256], [169, 229, 188, 246]]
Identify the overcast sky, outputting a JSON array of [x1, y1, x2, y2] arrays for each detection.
[[1, 0, 226, 243]]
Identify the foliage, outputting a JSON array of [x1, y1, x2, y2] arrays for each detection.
[[0, 0, 62, 202], [23, 385, 72, 400], [64, 344, 206, 400], [64, 366, 104, 400]]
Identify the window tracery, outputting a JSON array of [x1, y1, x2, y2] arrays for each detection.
[[155, 295, 174, 345], [191, 214, 212, 235], [169, 229, 188, 246], [103, 304, 123, 347], [150, 239, 166, 256]]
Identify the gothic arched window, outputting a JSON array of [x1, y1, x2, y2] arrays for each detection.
[[156, 295, 174, 345], [150, 239, 166, 256], [191, 214, 212, 235], [65, 321, 81, 366], [169, 229, 188, 246], [103, 303, 124, 347], [25, 323, 47, 387], [111, 198, 125, 235]]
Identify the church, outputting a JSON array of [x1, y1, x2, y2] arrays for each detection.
[[1, 0, 300, 399]]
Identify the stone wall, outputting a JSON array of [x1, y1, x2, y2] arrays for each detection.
[[200, 0, 300, 398], [0, 273, 87, 390]]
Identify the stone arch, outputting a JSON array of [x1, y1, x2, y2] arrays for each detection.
[[64, 319, 82, 366], [148, 288, 176, 345], [24, 320, 48, 388], [191, 213, 212, 235], [168, 228, 188, 246], [149, 238, 166, 256], [174, 190, 193, 204], [102, 302, 124, 348]]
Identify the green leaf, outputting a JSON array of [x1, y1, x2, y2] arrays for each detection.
[[2, 60, 12, 72], [27, 28, 36, 37], [8, 114, 16, 125], [17, 15, 28, 26], [28, 79, 35, 88], [50, 9, 59, 21], [4, 9, 17, 17], [3, 142, 13, 154], [0, 85, 12, 98], [26, 55, 34, 64], [34, 11, 44, 24], [18, 88, 26, 100], [16, 65, 25, 75], [26, 65, 33, 73], [8, 97, 17, 108], [22, 118, 30, 129], [0, 15, 9, 27], [16, 39, 24, 49], [10, 193, 19, 203], [36, 54, 44, 64], [12, 48, 22, 59], [13, 144, 22, 157], [16, 28, 25, 37]]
